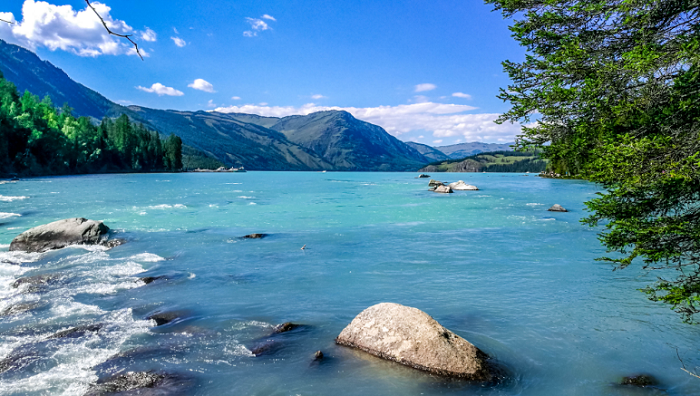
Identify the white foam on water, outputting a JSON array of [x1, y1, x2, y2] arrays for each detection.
[[225, 183, 242, 185], [0, 212, 21, 219], [66, 244, 110, 253], [49, 300, 105, 318], [238, 196, 255, 199], [224, 342, 255, 358], [148, 204, 187, 209], [0, 250, 43, 265], [248, 202, 257, 205], [0, 195, 28, 202], [526, 203, 544, 206], [188, 272, 196, 279], [209, 204, 218, 208], [130, 253, 166, 262], [0, 243, 10, 249], [138, 211, 147, 216]]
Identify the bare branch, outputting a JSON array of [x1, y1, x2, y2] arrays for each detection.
[[676, 347, 700, 380], [0, 19, 14, 25], [84, 0, 143, 60]]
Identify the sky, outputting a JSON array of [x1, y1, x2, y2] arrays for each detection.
[[0, 0, 527, 146]]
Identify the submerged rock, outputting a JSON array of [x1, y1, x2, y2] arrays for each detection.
[[242, 233, 267, 239], [621, 374, 659, 387], [433, 185, 453, 194], [314, 350, 324, 360], [0, 301, 44, 317], [9, 218, 112, 253], [547, 204, 568, 212], [49, 323, 103, 339], [418, 174, 430, 178], [85, 371, 192, 396], [12, 273, 62, 292], [336, 302, 492, 380], [448, 180, 479, 191], [140, 276, 167, 285], [273, 322, 301, 333], [147, 311, 186, 326]]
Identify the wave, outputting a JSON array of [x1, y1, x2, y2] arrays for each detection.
[[526, 203, 544, 206], [0, 212, 21, 219], [148, 204, 187, 209], [237, 196, 255, 199], [0, 195, 28, 202], [130, 253, 166, 262]]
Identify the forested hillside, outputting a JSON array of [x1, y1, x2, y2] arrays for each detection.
[[0, 72, 182, 177], [419, 150, 546, 173]]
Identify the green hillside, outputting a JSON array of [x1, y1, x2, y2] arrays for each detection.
[[419, 150, 547, 173]]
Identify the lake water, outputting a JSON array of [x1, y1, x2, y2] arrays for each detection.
[[0, 172, 698, 395]]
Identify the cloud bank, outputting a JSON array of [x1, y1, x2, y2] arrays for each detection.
[[0, 0, 149, 57], [214, 102, 521, 143]]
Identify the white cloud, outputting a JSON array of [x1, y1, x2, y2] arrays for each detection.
[[0, 0, 147, 57], [415, 83, 436, 92], [171, 36, 186, 47], [262, 14, 276, 21], [173, 27, 179, 34], [244, 16, 272, 37], [140, 27, 156, 42], [259, 102, 268, 106], [214, 101, 522, 142], [452, 92, 472, 99], [412, 95, 430, 103], [188, 78, 215, 93], [418, 135, 424, 139], [311, 94, 326, 100], [136, 83, 184, 96], [231, 96, 241, 100], [207, 99, 216, 108], [433, 139, 443, 144]]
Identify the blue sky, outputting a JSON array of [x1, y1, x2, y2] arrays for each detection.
[[0, 0, 526, 146]]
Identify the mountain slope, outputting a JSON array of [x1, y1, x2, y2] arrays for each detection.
[[437, 142, 514, 159], [228, 110, 429, 171], [0, 39, 124, 119], [405, 142, 450, 162]]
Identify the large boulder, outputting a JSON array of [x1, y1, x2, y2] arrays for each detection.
[[448, 180, 479, 191], [428, 179, 444, 188], [433, 185, 453, 194], [547, 204, 568, 212], [336, 303, 492, 380], [9, 218, 110, 253]]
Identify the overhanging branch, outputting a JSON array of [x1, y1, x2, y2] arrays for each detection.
[[85, 0, 143, 60]]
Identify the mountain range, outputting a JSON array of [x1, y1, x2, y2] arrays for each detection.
[[0, 39, 511, 171]]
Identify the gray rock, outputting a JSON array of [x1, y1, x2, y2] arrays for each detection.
[[418, 174, 430, 178], [433, 185, 453, 194], [314, 350, 324, 360], [49, 323, 103, 339], [621, 374, 659, 387], [273, 322, 301, 333], [336, 303, 492, 380], [242, 233, 267, 239], [147, 311, 187, 326], [547, 204, 568, 212], [448, 180, 479, 191], [85, 371, 191, 396], [9, 218, 110, 253], [0, 301, 44, 317], [12, 273, 62, 292], [428, 179, 444, 188]]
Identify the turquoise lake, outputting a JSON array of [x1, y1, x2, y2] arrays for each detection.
[[0, 172, 698, 395]]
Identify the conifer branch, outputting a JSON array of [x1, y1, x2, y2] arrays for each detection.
[[84, 0, 143, 60]]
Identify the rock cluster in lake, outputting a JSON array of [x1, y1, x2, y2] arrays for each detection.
[[9, 218, 115, 253], [548, 204, 568, 212], [336, 303, 492, 381], [449, 180, 479, 190]]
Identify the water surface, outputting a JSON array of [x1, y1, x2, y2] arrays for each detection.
[[0, 172, 698, 395]]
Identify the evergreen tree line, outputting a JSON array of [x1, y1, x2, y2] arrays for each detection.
[[0, 72, 182, 177]]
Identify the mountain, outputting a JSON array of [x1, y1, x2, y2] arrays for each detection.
[[0, 39, 430, 171], [436, 142, 514, 159], [404, 142, 450, 162], [419, 151, 547, 173], [227, 111, 428, 171], [0, 39, 124, 119]]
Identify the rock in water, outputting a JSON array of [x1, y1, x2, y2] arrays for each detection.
[[433, 185, 453, 194], [336, 303, 492, 380], [242, 233, 267, 239], [448, 180, 479, 191], [273, 322, 301, 333], [9, 218, 110, 253], [418, 174, 430, 178], [428, 179, 444, 188], [547, 204, 568, 212]]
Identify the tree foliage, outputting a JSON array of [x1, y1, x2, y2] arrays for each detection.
[[487, 0, 700, 321], [0, 72, 182, 176]]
